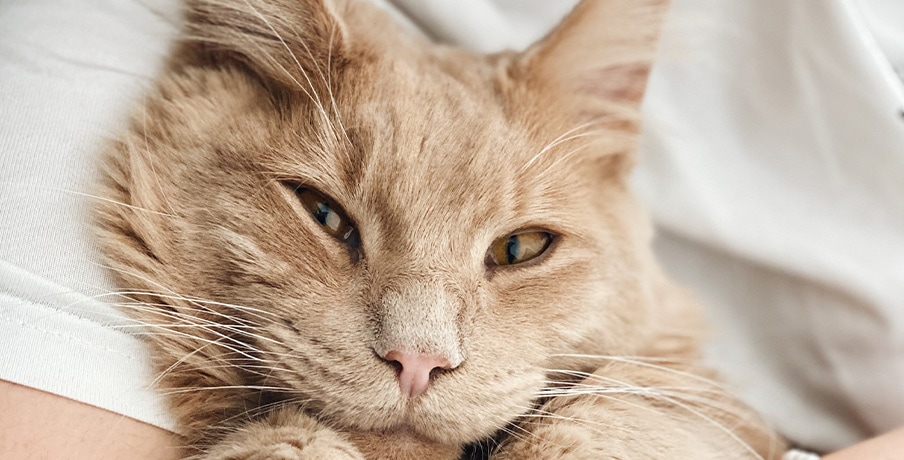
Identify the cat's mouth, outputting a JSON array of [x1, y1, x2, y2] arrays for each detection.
[[328, 391, 496, 446]]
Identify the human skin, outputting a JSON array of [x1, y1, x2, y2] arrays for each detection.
[[823, 425, 904, 460], [0, 379, 181, 460]]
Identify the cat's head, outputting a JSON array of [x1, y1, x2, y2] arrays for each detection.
[[98, 0, 673, 446]]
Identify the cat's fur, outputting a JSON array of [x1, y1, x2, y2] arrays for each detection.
[[95, 0, 785, 458]]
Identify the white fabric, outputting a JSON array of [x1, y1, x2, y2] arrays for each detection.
[[636, 0, 904, 450], [856, 0, 904, 76], [0, 0, 180, 430], [2, 0, 903, 452], [782, 449, 822, 460], [388, 0, 575, 53]]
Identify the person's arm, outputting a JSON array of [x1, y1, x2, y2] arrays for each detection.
[[0, 379, 181, 459], [823, 426, 904, 460]]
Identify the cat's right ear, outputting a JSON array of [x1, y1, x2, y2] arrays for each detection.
[[514, 0, 669, 172], [182, 0, 351, 89], [520, 0, 668, 121]]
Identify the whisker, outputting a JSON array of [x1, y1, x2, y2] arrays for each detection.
[[548, 354, 729, 389], [136, 108, 181, 217], [520, 121, 600, 172], [5, 182, 177, 217], [159, 385, 296, 396], [534, 369, 764, 459], [218, 396, 314, 430]]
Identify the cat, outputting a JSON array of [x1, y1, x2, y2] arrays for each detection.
[[94, 0, 786, 458]]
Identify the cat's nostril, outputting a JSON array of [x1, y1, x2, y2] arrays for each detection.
[[382, 349, 452, 398]]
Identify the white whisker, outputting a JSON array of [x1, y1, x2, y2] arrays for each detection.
[[7, 182, 177, 217], [160, 385, 296, 396]]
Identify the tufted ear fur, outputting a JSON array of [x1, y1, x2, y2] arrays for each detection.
[[180, 0, 409, 91], [517, 0, 669, 175], [183, 0, 346, 87]]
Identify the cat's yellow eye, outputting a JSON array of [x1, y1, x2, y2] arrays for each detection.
[[295, 188, 360, 247], [488, 231, 553, 267]]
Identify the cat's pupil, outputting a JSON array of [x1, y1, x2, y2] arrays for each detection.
[[313, 202, 341, 233], [288, 186, 358, 247], [505, 235, 521, 264]]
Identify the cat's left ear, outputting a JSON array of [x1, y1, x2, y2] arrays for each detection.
[[517, 0, 669, 169], [183, 0, 403, 90]]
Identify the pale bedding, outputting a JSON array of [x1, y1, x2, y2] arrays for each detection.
[[0, 0, 902, 451]]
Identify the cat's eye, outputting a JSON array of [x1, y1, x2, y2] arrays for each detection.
[[292, 187, 360, 248], [487, 231, 554, 267]]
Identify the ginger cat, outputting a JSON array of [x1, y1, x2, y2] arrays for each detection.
[[95, 0, 785, 458]]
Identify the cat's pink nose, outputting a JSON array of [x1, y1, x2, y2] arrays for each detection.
[[383, 349, 452, 398]]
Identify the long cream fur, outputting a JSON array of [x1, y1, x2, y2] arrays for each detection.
[[94, 0, 785, 458]]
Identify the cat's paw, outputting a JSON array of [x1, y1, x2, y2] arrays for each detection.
[[205, 434, 363, 460], [200, 409, 365, 460], [491, 361, 784, 459]]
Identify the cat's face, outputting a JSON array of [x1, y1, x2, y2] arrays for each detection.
[[100, 0, 667, 446]]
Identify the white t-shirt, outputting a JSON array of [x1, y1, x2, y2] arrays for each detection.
[[1, 0, 902, 451], [636, 0, 904, 450], [0, 0, 182, 430]]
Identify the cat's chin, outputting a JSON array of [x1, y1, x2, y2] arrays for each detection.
[[346, 425, 464, 459], [358, 423, 430, 440], [334, 401, 494, 446], [317, 389, 512, 447]]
